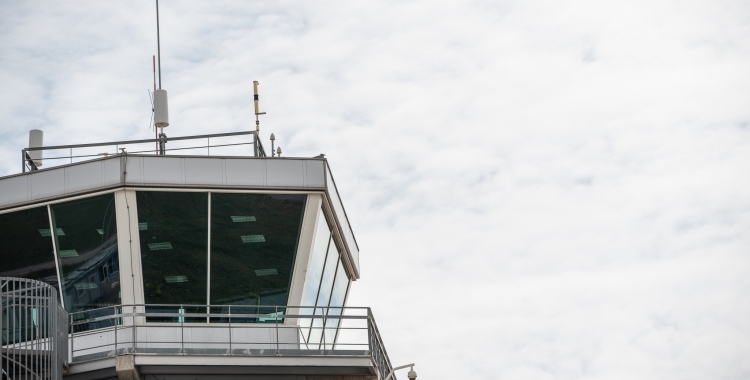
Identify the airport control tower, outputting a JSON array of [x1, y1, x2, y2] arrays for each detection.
[[0, 127, 410, 379]]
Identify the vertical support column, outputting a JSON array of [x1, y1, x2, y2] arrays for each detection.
[[115, 190, 145, 328], [285, 194, 323, 326]]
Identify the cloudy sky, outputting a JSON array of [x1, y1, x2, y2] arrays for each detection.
[[1, 0, 749, 378]]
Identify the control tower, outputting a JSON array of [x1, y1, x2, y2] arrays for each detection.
[[0, 131, 407, 379]]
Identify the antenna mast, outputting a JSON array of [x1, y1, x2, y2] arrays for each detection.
[[156, 0, 162, 89], [153, 0, 169, 155]]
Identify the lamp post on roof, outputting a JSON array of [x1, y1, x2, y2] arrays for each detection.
[[385, 363, 417, 380]]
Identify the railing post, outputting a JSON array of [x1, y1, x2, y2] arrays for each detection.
[[180, 305, 185, 354], [367, 310, 373, 353], [70, 313, 74, 363], [275, 306, 279, 355], [113, 305, 118, 356], [132, 306, 136, 354], [228, 305, 232, 355]]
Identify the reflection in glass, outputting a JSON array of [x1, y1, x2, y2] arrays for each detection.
[[210, 193, 306, 322], [137, 192, 208, 314], [50, 194, 120, 331], [0, 206, 59, 292], [325, 259, 350, 348], [299, 209, 331, 336], [308, 240, 339, 348]]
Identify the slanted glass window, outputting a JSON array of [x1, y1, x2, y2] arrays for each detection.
[[301, 210, 332, 307], [325, 258, 350, 348], [137, 191, 208, 322], [299, 208, 331, 339], [50, 194, 120, 319], [0, 206, 59, 291], [308, 237, 339, 348], [209, 193, 306, 322]]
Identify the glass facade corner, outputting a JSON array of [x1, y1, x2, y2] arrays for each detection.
[[300, 205, 351, 349]]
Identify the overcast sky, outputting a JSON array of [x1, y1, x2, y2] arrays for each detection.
[[1, 1, 749, 379]]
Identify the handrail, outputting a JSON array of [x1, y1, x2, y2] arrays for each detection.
[[1, 277, 68, 380], [65, 304, 396, 379], [21, 130, 268, 172]]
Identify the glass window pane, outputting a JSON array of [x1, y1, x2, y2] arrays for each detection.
[[300, 208, 331, 337], [137, 191, 208, 310], [324, 259, 350, 348], [301, 209, 331, 307], [50, 194, 120, 318], [0, 206, 58, 291], [308, 239, 338, 347], [316, 241, 338, 309], [210, 193, 306, 311]]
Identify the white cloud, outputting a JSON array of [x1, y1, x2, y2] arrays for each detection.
[[1, 0, 749, 378]]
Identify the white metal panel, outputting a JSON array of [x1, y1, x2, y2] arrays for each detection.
[[305, 160, 326, 188], [30, 168, 65, 200], [0, 175, 29, 206], [266, 159, 305, 187], [326, 167, 360, 278], [224, 158, 265, 186], [65, 161, 103, 193], [141, 157, 182, 185], [102, 156, 122, 186], [184, 158, 223, 185], [124, 156, 144, 184]]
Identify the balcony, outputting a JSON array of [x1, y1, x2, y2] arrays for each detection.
[[65, 304, 395, 379]]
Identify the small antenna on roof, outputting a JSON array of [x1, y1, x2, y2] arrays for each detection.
[[253, 81, 266, 131], [153, 0, 169, 155]]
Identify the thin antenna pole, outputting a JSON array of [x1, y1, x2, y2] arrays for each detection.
[[153, 55, 156, 91], [155, 0, 162, 89]]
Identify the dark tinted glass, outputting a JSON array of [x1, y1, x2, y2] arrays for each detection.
[[50, 194, 119, 317], [210, 193, 306, 316], [0, 206, 58, 290], [137, 191, 208, 310]]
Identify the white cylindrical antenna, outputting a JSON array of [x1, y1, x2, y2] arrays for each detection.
[[154, 89, 169, 128], [253, 80, 266, 131], [276, 147, 282, 157], [28, 129, 43, 167]]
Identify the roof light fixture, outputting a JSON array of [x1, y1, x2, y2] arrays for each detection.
[[241, 235, 265, 243], [59, 249, 78, 258], [164, 275, 188, 283], [148, 242, 173, 250], [255, 268, 278, 276], [231, 216, 256, 223]]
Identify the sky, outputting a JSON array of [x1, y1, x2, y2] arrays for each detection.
[[1, 1, 749, 379]]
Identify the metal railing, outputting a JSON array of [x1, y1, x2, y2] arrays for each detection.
[[22, 131, 267, 172], [66, 304, 395, 378], [1, 277, 68, 380]]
